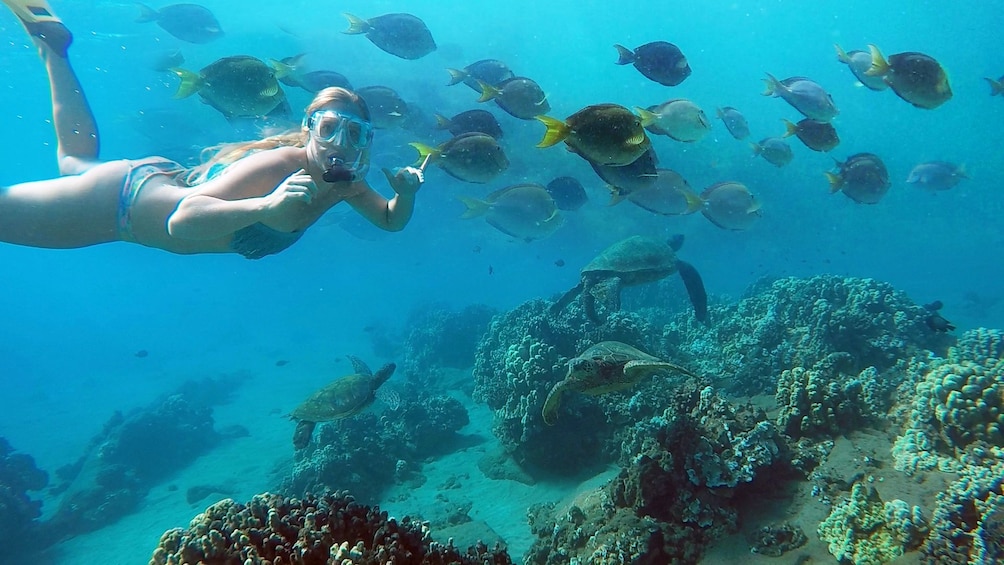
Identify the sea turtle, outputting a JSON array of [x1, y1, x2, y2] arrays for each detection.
[[289, 355, 396, 450], [541, 341, 698, 425], [550, 235, 708, 323]]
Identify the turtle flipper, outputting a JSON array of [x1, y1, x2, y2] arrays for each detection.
[[550, 281, 584, 315], [676, 260, 708, 323], [346, 355, 372, 376], [541, 382, 567, 425], [292, 420, 317, 450]]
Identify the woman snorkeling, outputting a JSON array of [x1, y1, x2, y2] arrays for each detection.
[[0, 0, 425, 259]]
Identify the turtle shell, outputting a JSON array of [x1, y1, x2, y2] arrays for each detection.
[[581, 235, 678, 283], [568, 341, 663, 393], [290, 373, 376, 422]]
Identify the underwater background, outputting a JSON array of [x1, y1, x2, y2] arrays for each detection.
[[1, 0, 1003, 563]]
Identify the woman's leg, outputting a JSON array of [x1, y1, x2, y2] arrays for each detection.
[[4, 1, 99, 174]]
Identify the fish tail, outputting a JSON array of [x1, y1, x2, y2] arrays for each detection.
[[169, 67, 202, 99], [446, 68, 468, 86], [613, 44, 635, 65], [825, 171, 844, 193], [342, 13, 369, 35], [433, 113, 451, 129], [634, 106, 658, 128], [535, 115, 570, 148], [762, 73, 780, 96], [475, 80, 500, 103], [135, 2, 159, 23], [749, 142, 762, 156], [984, 77, 1004, 96], [956, 163, 969, 178], [715, 107, 725, 119], [833, 43, 851, 63], [781, 119, 798, 138], [457, 196, 491, 219], [407, 142, 439, 166], [680, 188, 705, 215], [865, 44, 889, 77]]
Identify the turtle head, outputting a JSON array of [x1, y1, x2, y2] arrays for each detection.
[[568, 356, 600, 379]]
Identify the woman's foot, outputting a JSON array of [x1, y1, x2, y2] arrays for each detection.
[[2, 0, 72, 57]]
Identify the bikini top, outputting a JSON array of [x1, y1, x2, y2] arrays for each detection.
[[230, 223, 304, 260]]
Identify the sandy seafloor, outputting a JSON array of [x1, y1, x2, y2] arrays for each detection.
[[17, 357, 949, 565]]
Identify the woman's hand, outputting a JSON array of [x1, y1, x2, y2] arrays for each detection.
[[381, 165, 425, 197], [262, 169, 316, 216]]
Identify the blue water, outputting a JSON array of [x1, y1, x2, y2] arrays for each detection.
[[1, 0, 1002, 561]]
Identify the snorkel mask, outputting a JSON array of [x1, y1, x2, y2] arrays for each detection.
[[304, 109, 374, 182]]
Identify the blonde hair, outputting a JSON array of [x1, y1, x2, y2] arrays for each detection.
[[182, 87, 370, 185]]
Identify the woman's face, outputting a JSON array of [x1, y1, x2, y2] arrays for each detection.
[[304, 101, 373, 183]]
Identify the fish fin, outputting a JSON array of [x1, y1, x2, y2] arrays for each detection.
[[433, 113, 451, 129], [749, 142, 762, 156], [613, 44, 635, 65], [681, 187, 705, 214], [135, 2, 159, 23], [762, 73, 781, 96], [606, 186, 627, 206], [445, 68, 467, 86], [407, 142, 439, 166], [781, 118, 798, 138], [825, 171, 843, 193], [341, 12, 369, 34], [535, 115, 571, 148], [260, 83, 279, 97], [676, 260, 708, 323], [984, 77, 1004, 96], [634, 106, 658, 128], [475, 80, 500, 103], [457, 196, 491, 219], [169, 67, 202, 99], [267, 58, 294, 80], [833, 43, 851, 63], [865, 44, 889, 77]]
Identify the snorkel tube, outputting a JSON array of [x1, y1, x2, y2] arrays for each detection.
[[322, 152, 369, 183]]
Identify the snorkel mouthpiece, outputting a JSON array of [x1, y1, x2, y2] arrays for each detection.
[[322, 153, 368, 183]]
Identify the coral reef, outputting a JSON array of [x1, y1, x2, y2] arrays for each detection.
[[149, 491, 512, 565], [47, 380, 228, 537], [892, 328, 1004, 475], [746, 522, 808, 557], [922, 460, 1004, 564], [817, 483, 928, 565], [282, 394, 469, 504], [775, 353, 898, 439], [525, 380, 801, 564], [0, 437, 50, 560], [401, 303, 498, 377], [661, 275, 951, 396]]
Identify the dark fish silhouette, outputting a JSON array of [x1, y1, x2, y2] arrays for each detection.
[[477, 76, 549, 120], [447, 59, 515, 91], [357, 85, 408, 129], [923, 301, 955, 332], [782, 118, 839, 152], [866, 45, 952, 109], [136, 3, 223, 44], [343, 12, 436, 60], [434, 109, 503, 139], [545, 176, 588, 211], [537, 104, 650, 167], [826, 153, 891, 204], [614, 41, 691, 86], [716, 107, 750, 140], [171, 56, 290, 122], [410, 133, 509, 184]]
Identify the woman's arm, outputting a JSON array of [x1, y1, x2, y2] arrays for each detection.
[[345, 166, 424, 232], [167, 169, 315, 240]]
